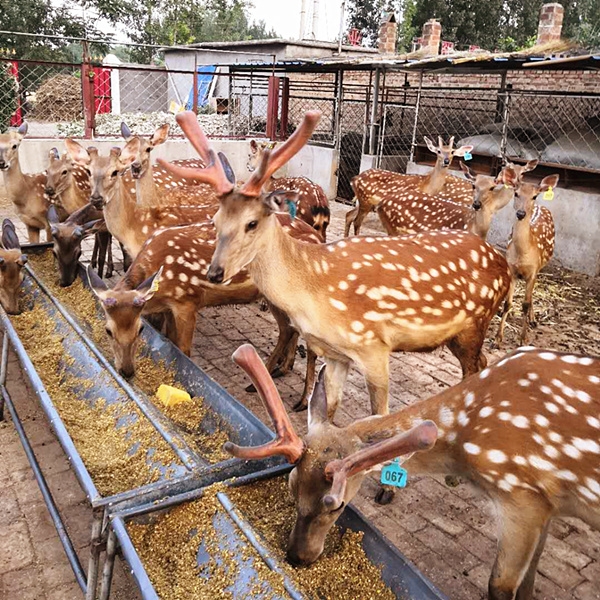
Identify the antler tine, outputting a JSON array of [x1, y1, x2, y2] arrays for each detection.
[[240, 110, 322, 197], [175, 111, 211, 163], [323, 421, 438, 507], [223, 344, 304, 464]]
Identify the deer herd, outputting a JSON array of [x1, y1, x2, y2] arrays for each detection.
[[0, 112, 597, 600]]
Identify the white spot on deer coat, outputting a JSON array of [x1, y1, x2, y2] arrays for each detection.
[[512, 415, 529, 429], [488, 450, 507, 464], [329, 299, 347, 311], [464, 443, 481, 455], [479, 407, 494, 418]]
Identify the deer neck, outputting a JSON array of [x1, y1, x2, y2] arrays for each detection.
[[467, 206, 494, 239], [103, 177, 140, 256], [59, 178, 88, 214], [135, 163, 158, 208], [511, 212, 535, 255], [2, 155, 28, 207], [419, 160, 448, 196]]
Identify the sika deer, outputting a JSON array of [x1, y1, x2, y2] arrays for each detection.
[[87, 212, 321, 385], [44, 147, 90, 215], [376, 163, 517, 239], [0, 219, 27, 315], [497, 174, 558, 346], [344, 136, 474, 236], [0, 123, 51, 242], [226, 343, 600, 600], [248, 139, 330, 240], [162, 111, 511, 423]]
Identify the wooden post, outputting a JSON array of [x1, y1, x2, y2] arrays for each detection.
[[279, 77, 289, 139], [81, 42, 95, 139], [266, 76, 280, 141]]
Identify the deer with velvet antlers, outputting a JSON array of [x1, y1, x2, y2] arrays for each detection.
[[226, 343, 600, 600], [344, 136, 475, 236], [161, 111, 511, 424]]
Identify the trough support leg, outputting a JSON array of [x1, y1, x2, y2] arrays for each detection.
[[0, 332, 9, 421], [98, 527, 118, 600], [86, 508, 105, 600]]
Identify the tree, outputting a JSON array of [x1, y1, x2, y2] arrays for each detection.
[[346, 0, 402, 47]]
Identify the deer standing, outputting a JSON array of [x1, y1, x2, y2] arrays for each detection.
[[0, 123, 51, 242], [248, 139, 330, 240], [497, 174, 558, 346], [226, 343, 600, 600], [376, 163, 519, 239], [0, 219, 27, 315], [344, 136, 474, 236], [44, 147, 90, 215], [161, 112, 511, 424]]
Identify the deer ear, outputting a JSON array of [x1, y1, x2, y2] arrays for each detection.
[[218, 152, 236, 184], [65, 139, 91, 166], [1, 219, 20, 251], [264, 190, 299, 215], [538, 174, 559, 194], [523, 159, 539, 173], [17, 122, 28, 136], [498, 166, 517, 187], [308, 365, 328, 430], [87, 264, 108, 298], [81, 219, 103, 234], [121, 121, 132, 140], [47, 205, 60, 225], [460, 161, 476, 182], [151, 124, 169, 147], [250, 139, 258, 154], [453, 145, 473, 158], [135, 266, 162, 304], [119, 137, 140, 166], [424, 136, 438, 154], [48, 147, 60, 161]]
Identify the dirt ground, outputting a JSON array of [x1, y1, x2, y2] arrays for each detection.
[[0, 193, 598, 600]]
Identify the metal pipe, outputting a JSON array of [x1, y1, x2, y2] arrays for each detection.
[[85, 509, 105, 600], [369, 68, 381, 155], [0, 385, 87, 592], [312, 0, 320, 39], [98, 528, 118, 600], [0, 333, 8, 420], [338, 0, 346, 54], [409, 71, 423, 164]]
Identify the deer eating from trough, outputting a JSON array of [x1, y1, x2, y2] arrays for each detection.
[[0, 219, 27, 315], [375, 162, 518, 239], [344, 136, 475, 236], [248, 139, 330, 240], [160, 111, 511, 424], [496, 174, 558, 346], [226, 343, 600, 600]]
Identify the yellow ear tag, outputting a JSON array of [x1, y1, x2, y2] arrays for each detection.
[[150, 277, 160, 293], [504, 184, 510, 189], [543, 187, 554, 201]]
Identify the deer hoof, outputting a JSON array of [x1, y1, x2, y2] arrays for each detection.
[[374, 486, 395, 505], [259, 300, 269, 312], [445, 475, 461, 488], [530, 320, 538, 329], [270, 366, 284, 379], [292, 399, 308, 412], [297, 344, 307, 359]]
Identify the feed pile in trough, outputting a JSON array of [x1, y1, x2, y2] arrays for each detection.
[[30, 74, 83, 122], [10, 302, 181, 496], [228, 476, 395, 600], [28, 251, 231, 464]]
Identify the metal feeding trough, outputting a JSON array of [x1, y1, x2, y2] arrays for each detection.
[[108, 465, 447, 600], [0, 244, 278, 599]]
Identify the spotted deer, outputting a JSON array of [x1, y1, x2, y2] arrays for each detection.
[[248, 139, 330, 240], [44, 147, 90, 215], [0, 123, 51, 242], [64, 139, 214, 260], [497, 174, 558, 346], [226, 344, 600, 600], [87, 212, 321, 389], [344, 136, 474, 236], [376, 163, 518, 239], [162, 111, 511, 423], [0, 219, 27, 315]]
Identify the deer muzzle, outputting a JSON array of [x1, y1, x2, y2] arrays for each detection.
[[207, 264, 224, 284], [516, 209, 526, 220]]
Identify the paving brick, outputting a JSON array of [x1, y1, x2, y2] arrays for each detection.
[[46, 581, 83, 600], [41, 561, 76, 592], [0, 521, 34, 573], [574, 580, 600, 600], [0, 488, 22, 526], [1, 565, 44, 597], [545, 533, 592, 570], [414, 525, 480, 573], [533, 573, 576, 600], [581, 560, 600, 582], [538, 549, 585, 590]]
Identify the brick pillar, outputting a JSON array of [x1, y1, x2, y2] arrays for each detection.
[[378, 13, 397, 54], [537, 3, 564, 45], [421, 19, 441, 55]]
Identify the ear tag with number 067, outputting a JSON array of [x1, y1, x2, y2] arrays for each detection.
[[543, 187, 554, 201], [463, 151, 473, 161], [380, 458, 408, 488]]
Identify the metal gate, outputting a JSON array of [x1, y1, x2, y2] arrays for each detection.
[[93, 66, 111, 115]]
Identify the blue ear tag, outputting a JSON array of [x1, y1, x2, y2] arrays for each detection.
[[285, 199, 297, 219], [380, 458, 408, 488], [463, 151, 473, 161]]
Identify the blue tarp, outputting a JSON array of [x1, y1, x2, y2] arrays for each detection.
[[186, 65, 217, 110]]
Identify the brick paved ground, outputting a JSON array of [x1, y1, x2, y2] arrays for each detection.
[[0, 198, 598, 600]]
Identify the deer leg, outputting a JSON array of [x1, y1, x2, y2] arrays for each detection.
[[496, 277, 516, 346], [264, 303, 298, 377], [515, 521, 550, 600], [323, 357, 350, 421], [447, 323, 487, 378], [171, 304, 198, 356], [96, 231, 110, 279], [352, 201, 372, 236], [91, 234, 99, 269], [344, 204, 358, 237], [292, 346, 317, 412], [121, 244, 132, 271], [520, 274, 538, 345], [105, 234, 114, 278], [488, 494, 552, 600], [26, 226, 40, 244], [45, 224, 52, 243], [363, 356, 390, 416]]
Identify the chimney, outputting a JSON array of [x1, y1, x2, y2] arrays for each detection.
[[421, 19, 441, 55], [536, 3, 564, 45], [378, 12, 397, 54]]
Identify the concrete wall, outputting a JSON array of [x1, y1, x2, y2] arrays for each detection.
[[407, 162, 600, 277]]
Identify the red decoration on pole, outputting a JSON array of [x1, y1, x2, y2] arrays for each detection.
[[9, 61, 22, 127], [441, 41, 455, 55], [348, 28, 362, 46]]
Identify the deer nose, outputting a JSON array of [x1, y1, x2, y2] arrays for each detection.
[[516, 210, 526, 220], [91, 194, 104, 208], [443, 158, 450, 166], [286, 549, 310, 567], [207, 265, 224, 284], [472, 200, 482, 210], [45, 186, 55, 196], [119, 366, 135, 379], [0, 160, 7, 170]]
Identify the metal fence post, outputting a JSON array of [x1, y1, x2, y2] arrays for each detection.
[[333, 68, 344, 151], [192, 55, 199, 115], [266, 75, 280, 141], [368, 68, 381, 155], [81, 43, 95, 139], [279, 77, 289, 140], [499, 84, 512, 163], [409, 71, 423, 164]]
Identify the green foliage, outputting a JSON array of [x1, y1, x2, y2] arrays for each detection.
[[0, 63, 16, 132], [346, 0, 402, 47]]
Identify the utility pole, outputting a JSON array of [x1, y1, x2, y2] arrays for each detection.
[[337, 0, 346, 54], [299, 0, 307, 39], [311, 0, 320, 39]]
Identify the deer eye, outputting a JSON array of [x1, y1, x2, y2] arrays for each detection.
[[111, 170, 119, 178], [62, 170, 68, 175], [145, 148, 152, 153], [85, 168, 91, 176], [139, 324, 145, 335], [12, 144, 17, 150], [105, 327, 113, 338], [246, 220, 258, 232]]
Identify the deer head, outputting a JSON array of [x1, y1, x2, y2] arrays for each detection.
[[88, 265, 161, 378], [121, 122, 169, 179], [0, 122, 27, 171], [501, 158, 539, 184], [65, 139, 136, 209], [224, 345, 437, 566], [514, 174, 560, 221], [424, 135, 473, 168], [461, 163, 517, 212], [0, 219, 27, 315], [45, 147, 77, 199], [247, 139, 277, 173], [48, 205, 101, 287]]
